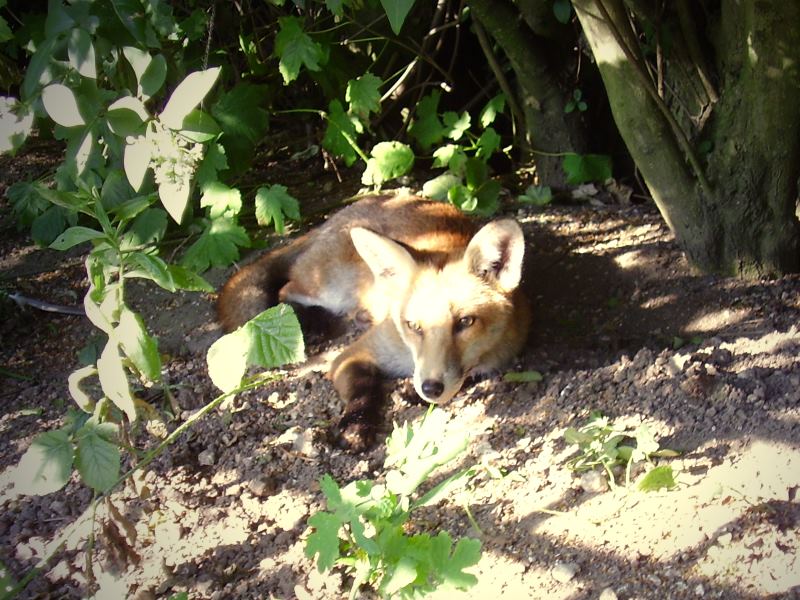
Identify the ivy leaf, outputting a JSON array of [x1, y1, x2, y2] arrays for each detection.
[[346, 73, 382, 121], [14, 430, 75, 495], [201, 181, 242, 220], [361, 141, 414, 186], [442, 111, 471, 141], [380, 0, 416, 34], [75, 419, 120, 493], [211, 83, 269, 174], [274, 16, 325, 85], [322, 99, 362, 167], [67, 28, 97, 79], [159, 67, 221, 130], [479, 94, 505, 128], [562, 153, 612, 185], [42, 84, 85, 128], [408, 91, 444, 150], [305, 512, 343, 572], [115, 307, 161, 382], [181, 217, 251, 272], [255, 185, 300, 234], [206, 304, 304, 392]]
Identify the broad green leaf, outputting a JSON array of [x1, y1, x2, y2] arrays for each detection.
[[159, 67, 222, 130], [432, 144, 467, 173], [553, 0, 572, 24], [101, 169, 136, 209], [383, 557, 417, 595], [140, 53, 167, 98], [421, 172, 461, 201], [206, 327, 250, 393], [562, 153, 612, 185], [22, 37, 60, 101], [518, 185, 553, 206], [326, 0, 344, 17], [201, 181, 242, 220], [195, 142, 228, 188], [179, 109, 221, 143], [50, 226, 107, 251], [638, 465, 676, 492], [0, 97, 34, 155], [274, 16, 325, 85], [122, 46, 152, 87], [361, 141, 414, 186], [42, 84, 85, 127], [124, 136, 153, 192], [32, 183, 88, 213], [181, 218, 251, 272], [106, 96, 149, 137], [442, 111, 470, 141], [447, 184, 477, 212], [119, 208, 165, 249], [479, 94, 506, 128], [97, 342, 137, 421], [75, 419, 120, 492], [168, 265, 214, 292], [8, 181, 48, 227], [254, 185, 300, 234], [211, 83, 269, 173], [126, 252, 175, 291], [31, 206, 71, 246], [346, 73, 382, 120], [70, 127, 97, 177], [116, 308, 161, 382], [380, 0, 416, 34], [408, 91, 444, 150], [158, 180, 191, 224], [503, 370, 543, 383], [464, 157, 488, 189], [322, 99, 362, 167], [14, 430, 74, 495], [475, 127, 501, 159], [305, 512, 343, 572], [0, 14, 12, 43], [437, 534, 481, 590], [67, 28, 97, 79], [67, 365, 98, 412]]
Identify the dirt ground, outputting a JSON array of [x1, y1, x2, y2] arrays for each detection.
[[1, 148, 799, 599]]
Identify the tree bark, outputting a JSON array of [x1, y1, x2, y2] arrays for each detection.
[[469, 0, 587, 186], [573, 0, 800, 275]]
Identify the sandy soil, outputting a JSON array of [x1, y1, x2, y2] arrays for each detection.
[[1, 172, 799, 599]]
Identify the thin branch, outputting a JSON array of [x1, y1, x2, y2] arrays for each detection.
[[472, 18, 526, 126]]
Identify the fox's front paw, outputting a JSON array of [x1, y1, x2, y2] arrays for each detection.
[[337, 413, 376, 453]]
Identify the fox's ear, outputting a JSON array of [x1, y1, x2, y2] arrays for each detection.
[[351, 227, 417, 288], [465, 219, 525, 292]]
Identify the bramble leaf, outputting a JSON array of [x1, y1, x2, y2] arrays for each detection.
[[75, 419, 120, 492], [14, 430, 75, 495], [255, 184, 300, 234]]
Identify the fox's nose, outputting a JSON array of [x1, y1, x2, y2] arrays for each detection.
[[421, 379, 444, 399]]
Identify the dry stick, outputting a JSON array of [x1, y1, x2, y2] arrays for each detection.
[[583, 0, 713, 198], [471, 19, 525, 131]]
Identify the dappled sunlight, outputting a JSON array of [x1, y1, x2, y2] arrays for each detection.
[[685, 307, 753, 334]]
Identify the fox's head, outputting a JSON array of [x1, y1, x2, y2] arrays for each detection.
[[351, 219, 527, 404]]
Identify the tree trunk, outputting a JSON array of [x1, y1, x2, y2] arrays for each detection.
[[469, 0, 587, 186], [573, 0, 800, 276]]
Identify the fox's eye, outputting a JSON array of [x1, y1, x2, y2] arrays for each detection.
[[455, 315, 475, 332], [405, 320, 422, 334]]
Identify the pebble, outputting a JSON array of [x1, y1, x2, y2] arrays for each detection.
[[551, 561, 579, 583], [248, 476, 278, 498], [598, 588, 618, 600], [198, 449, 216, 466]]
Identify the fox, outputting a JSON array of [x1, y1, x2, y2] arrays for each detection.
[[217, 193, 531, 451]]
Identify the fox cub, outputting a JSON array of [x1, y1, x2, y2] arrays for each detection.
[[217, 193, 530, 451]]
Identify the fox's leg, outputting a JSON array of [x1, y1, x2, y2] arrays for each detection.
[[329, 320, 412, 452]]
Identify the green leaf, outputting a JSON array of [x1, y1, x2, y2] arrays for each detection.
[[442, 111, 471, 141], [67, 28, 97, 79], [127, 252, 175, 291], [124, 135, 153, 192], [0, 14, 12, 43], [503, 370, 543, 383], [179, 109, 221, 143], [50, 226, 107, 251], [518, 185, 553, 207], [464, 157, 488, 189], [255, 185, 300, 234], [22, 36, 60, 101], [31, 206, 71, 246], [206, 304, 305, 392], [421, 172, 461, 201], [325, 0, 344, 17], [158, 180, 192, 224], [274, 16, 325, 85], [408, 91, 444, 150], [380, 0, 416, 34], [211, 83, 270, 173], [42, 84, 85, 127], [305, 512, 343, 572], [322, 99, 362, 167], [123, 208, 167, 247], [75, 419, 120, 492], [181, 217, 251, 272], [201, 181, 242, 219], [116, 308, 161, 382], [448, 184, 477, 212], [562, 153, 612, 185], [97, 342, 137, 421], [361, 141, 414, 186], [0, 97, 34, 155], [437, 535, 481, 590], [14, 430, 75, 495], [195, 142, 228, 188], [432, 144, 467, 174], [167, 265, 214, 293], [7, 181, 48, 227], [346, 73, 382, 120], [638, 465, 676, 492], [319, 474, 342, 507], [140, 53, 168, 98], [479, 94, 505, 128], [159, 67, 222, 130], [383, 557, 418, 596], [106, 96, 149, 137], [475, 127, 501, 160], [553, 0, 572, 24]]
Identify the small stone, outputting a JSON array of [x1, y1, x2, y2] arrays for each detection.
[[248, 476, 278, 498], [598, 588, 618, 600], [579, 470, 609, 493], [198, 449, 215, 466], [551, 561, 579, 583]]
